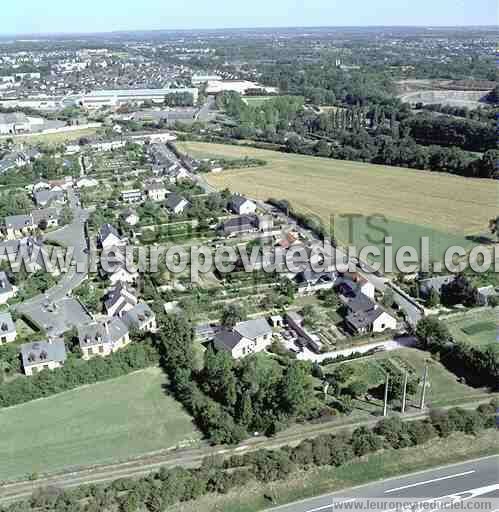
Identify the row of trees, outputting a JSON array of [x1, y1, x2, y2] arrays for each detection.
[[416, 317, 498, 390], [3, 400, 496, 512]]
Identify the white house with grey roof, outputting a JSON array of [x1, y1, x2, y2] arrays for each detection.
[[123, 303, 157, 333], [165, 193, 190, 215], [214, 317, 272, 358], [21, 340, 67, 376], [0, 311, 16, 344], [104, 281, 138, 317], [99, 223, 127, 249], [0, 271, 16, 305], [344, 294, 396, 335], [78, 318, 130, 360], [229, 195, 256, 215]]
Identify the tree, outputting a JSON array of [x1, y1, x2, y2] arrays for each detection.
[[382, 288, 394, 308], [427, 288, 440, 308], [489, 216, 499, 240], [220, 304, 246, 328], [280, 363, 313, 417], [415, 317, 451, 349], [59, 206, 74, 226]]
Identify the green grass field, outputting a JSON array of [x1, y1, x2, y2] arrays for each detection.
[[444, 310, 497, 348], [177, 142, 496, 262], [0, 368, 200, 481], [324, 347, 492, 408]]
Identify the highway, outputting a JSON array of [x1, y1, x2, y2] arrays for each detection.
[[266, 456, 499, 512]]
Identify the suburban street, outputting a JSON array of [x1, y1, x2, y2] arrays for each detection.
[[14, 189, 92, 335], [266, 456, 499, 512]]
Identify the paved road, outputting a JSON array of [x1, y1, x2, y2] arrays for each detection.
[[14, 189, 92, 334], [196, 95, 216, 121], [266, 456, 499, 512]]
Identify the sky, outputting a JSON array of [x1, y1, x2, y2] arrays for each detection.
[[1, 0, 497, 35]]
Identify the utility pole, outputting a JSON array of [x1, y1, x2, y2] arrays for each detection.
[[383, 374, 389, 417], [401, 371, 408, 413], [420, 364, 429, 410]]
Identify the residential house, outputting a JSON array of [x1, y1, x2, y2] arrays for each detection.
[[21, 340, 67, 376], [344, 294, 397, 335], [0, 311, 16, 344], [285, 311, 323, 352], [101, 262, 139, 286], [295, 268, 337, 295], [164, 164, 190, 183], [78, 318, 130, 360], [218, 214, 258, 237], [0, 271, 16, 304], [32, 208, 59, 229], [48, 177, 73, 191], [33, 189, 66, 208], [3, 214, 35, 239], [121, 189, 144, 204], [214, 318, 272, 358], [120, 208, 140, 226], [0, 237, 47, 272], [76, 177, 98, 189], [104, 281, 138, 317], [123, 303, 157, 333], [99, 223, 127, 249], [419, 275, 455, 299], [144, 182, 168, 202], [165, 193, 190, 215], [229, 195, 257, 215]]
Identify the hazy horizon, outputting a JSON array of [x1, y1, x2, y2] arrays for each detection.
[[1, 0, 496, 36]]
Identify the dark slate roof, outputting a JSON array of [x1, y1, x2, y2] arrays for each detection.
[[4, 214, 33, 230], [229, 195, 252, 211], [32, 208, 59, 225], [21, 340, 67, 367], [219, 215, 258, 235], [214, 329, 244, 351], [104, 282, 137, 313], [165, 192, 189, 210], [33, 190, 64, 206]]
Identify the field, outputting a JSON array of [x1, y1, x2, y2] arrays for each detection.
[[11, 127, 99, 145], [178, 142, 496, 261], [444, 309, 497, 348], [0, 367, 201, 481], [323, 347, 493, 408]]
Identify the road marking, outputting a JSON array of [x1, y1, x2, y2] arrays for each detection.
[[384, 471, 475, 494], [307, 498, 356, 512]]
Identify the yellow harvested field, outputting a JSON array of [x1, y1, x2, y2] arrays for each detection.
[[177, 141, 497, 235]]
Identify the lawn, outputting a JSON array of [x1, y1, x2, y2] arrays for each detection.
[[177, 142, 497, 262], [243, 96, 275, 106], [444, 309, 497, 348], [0, 367, 201, 481], [324, 347, 492, 408]]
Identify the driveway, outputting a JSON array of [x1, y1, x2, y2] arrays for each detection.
[[296, 335, 417, 363]]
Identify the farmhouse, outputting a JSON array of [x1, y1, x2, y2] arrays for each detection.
[[21, 340, 67, 376], [0, 311, 16, 344], [344, 294, 397, 334], [214, 318, 272, 358], [78, 318, 130, 360]]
